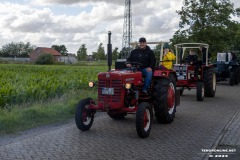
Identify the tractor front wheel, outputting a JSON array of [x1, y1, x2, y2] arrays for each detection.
[[136, 102, 153, 138], [75, 98, 95, 131]]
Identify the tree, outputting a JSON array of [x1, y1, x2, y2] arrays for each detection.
[[173, 0, 240, 54], [229, 23, 240, 52], [0, 42, 36, 57], [51, 45, 68, 55], [96, 43, 106, 60], [153, 44, 162, 64], [92, 52, 97, 60], [120, 47, 132, 59], [112, 47, 120, 61], [35, 53, 54, 65], [77, 44, 88, 61]]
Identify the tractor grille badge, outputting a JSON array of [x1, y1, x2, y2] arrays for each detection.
[[106, 73, 110, 78]]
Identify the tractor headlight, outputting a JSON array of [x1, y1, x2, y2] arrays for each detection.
[[162, 72, 167, 76], [88, 81, 95, 88], [125, 83, 131, 89]]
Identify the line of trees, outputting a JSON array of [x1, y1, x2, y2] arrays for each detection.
[[171, 0, 240, 55], [0, 42, 121, 61], [76, 43, 120, 61], [0, 42, 36, 58]]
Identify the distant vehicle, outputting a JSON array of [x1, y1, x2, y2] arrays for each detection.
[[173, 43, 216, 101], [214, 52, 240, 86]]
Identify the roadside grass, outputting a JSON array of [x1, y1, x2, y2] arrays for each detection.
[[0, 89, 97, 135]]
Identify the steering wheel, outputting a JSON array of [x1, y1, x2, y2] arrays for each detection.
[[125, 61, 143, 67]]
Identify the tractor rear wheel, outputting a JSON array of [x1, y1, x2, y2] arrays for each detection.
[[196, 81, 204, 101], [230, 72, 235, 86], [204, 67, 216, 97], [153, 77, 176, 123], [75, 98, 95, 131], [136, 102, 153, 138], [238, 68, 240, 82], [169, 74, 177, 118], [234, 69, 239, 84]]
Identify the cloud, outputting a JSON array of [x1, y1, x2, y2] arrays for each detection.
[[30, 0, 126, 6], [0, 0, 239, 55]]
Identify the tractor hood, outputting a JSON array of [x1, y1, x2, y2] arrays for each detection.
[[98, 70, 142, 85]]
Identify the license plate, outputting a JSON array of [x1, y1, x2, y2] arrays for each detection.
[[178, 75, 185, 80], [102, 88, 114, 95]]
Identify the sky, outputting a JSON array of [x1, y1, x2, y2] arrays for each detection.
[[0, 0, 239, 55]]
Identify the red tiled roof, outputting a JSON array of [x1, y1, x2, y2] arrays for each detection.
[[37, 47, 62, 56]]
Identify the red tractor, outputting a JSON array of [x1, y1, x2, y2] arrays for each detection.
[[75, 32, 180, 138], [173, 43, 216, 101]]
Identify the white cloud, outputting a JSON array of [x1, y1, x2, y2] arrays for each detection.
[[0, 0, 239, 55], [30, 0, 131, 6]]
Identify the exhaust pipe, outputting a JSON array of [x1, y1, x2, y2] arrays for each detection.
[[107, 31, 112, 71]]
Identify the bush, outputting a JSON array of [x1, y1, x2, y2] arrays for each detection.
[[35, 54, 54, 65]]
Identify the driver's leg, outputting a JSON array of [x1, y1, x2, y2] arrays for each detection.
[[142, 68, 153, 94]]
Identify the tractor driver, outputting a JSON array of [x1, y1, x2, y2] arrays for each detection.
[[126, 37, 156, 94], [186, 49, 198, 65]]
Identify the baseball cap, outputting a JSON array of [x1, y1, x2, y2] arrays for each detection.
[[139, 37, 146, 42]]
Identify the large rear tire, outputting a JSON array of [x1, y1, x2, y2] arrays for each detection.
[[230, 72, 235, 86], [204, 67, 216, 97], [234, 69, 239, 84], [238, 68, 240, 82], [153, 77, 176, 123], [75, 98, 95, 131], [196, 81, 204, 101], [136, 102, 153, 138]]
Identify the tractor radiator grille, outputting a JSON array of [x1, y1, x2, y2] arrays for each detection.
[[174, 66, 187, 80], [98, 79, 122, 102]]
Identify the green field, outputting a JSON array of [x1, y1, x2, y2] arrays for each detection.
[[0, 63, 107, 134], [0, 64, 106, 108]]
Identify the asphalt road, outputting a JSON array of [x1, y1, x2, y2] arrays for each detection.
[[0, 82, 240, 160]]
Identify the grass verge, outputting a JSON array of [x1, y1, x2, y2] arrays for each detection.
[[0, 89, 97, 135]]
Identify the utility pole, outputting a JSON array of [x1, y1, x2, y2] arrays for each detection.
[[122, 0, 132, 59]]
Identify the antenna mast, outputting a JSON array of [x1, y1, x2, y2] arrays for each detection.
[[122, 0, 132, 59]]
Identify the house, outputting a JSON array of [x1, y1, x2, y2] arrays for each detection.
[[30, 47, 62, 63], [60, 53, 77, 64]]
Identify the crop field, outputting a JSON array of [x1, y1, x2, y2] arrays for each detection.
[[0, 64, 107, 108]]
